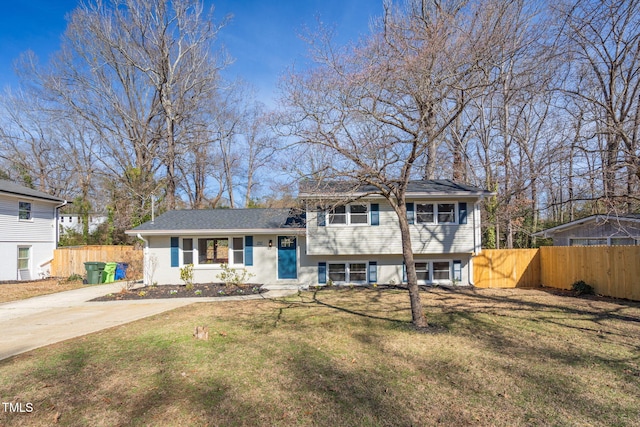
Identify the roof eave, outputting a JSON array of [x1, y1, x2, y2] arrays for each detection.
[[126, 227, 306, 236]]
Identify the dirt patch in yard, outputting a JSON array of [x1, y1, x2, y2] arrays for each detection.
[[90, 283, 265, 301], [0, 278, 84, 303]]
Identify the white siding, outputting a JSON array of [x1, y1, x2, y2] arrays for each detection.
[[0, 194, 58, 281], [307, 198, 477, 256]]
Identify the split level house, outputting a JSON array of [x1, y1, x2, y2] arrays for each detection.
[[0, 180, 68, 281], [126, 180, 493, 287]]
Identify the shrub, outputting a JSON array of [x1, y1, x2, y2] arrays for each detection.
[[216, 263, 255, 287], [180, 264, 194, 291], [572, 280, 594, 296]]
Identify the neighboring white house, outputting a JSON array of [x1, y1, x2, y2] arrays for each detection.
[[126, 180, 493, 287], [59, 213, 107, 235], [533, 214, 640, 246], [0, 180, 68, 281]]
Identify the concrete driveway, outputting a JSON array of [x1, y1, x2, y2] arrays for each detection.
[[0, 283, 297, 361]]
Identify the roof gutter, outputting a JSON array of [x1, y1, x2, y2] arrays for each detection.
[[137, 233, 149, 286]]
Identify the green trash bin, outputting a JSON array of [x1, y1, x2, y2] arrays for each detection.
[[102, 262, 118, 284], [84, 262, 106, 285]]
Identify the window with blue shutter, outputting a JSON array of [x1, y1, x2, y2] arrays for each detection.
[[370, 204, 379, 226], [318, 262, 327, 284], [170, 237, 179, 267], [406, 203, 415, 224], [459, 202, 467, 224], [245, 236, 254, 266], [368, 261, 377, 283]]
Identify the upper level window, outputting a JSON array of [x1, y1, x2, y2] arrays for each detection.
[[328, 204, 369, 226], [329, 206, 347, 224], [19, 202, 32, 220], [416, 202, 456, 224]]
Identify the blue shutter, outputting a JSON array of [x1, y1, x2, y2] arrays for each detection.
[[368, 261, 377, 284], [245, 236, 254, 266], [459, 202, 467, 224], [170, 237, 179, 267], [317, 209, 326, 227], [402, 262, 407, 283], [406, 203, 415, 224], [318, 262, 327, 284], [370, 204, 379, 226]]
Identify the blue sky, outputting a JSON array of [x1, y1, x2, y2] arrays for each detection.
[[0, 0, 383, 104]]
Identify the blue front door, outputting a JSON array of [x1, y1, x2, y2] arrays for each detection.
[[277, 236, 297, 279]]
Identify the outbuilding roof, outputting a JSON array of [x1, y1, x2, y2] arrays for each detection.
[[532, 214, 640, 238], [127, 208, 305, 235], [0, 179, 67, 203]]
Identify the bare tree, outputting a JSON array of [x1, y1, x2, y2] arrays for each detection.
[[556, 0, 640, 210], [279, 0, 522, 327]]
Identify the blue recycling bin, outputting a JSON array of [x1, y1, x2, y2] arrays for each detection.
[[115, 262, 129, 280]]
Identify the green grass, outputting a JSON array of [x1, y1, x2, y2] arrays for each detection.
[[1, 287, 639, 426]]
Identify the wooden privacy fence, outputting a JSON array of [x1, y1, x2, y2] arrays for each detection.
[[474, 246, 640, 301], [51, 245, 143, 279]]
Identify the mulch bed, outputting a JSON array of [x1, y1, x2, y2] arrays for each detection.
[[91, 283, 265, 301]]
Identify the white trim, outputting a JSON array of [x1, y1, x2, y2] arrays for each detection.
[[127, 228, 305, 236]]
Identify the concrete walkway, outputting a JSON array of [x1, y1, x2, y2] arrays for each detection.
[[0, 283, 299, 361]]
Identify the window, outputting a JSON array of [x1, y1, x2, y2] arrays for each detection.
[[328, 262, 369, 283], [232, 237, 244, 264], [350, 263, 367, 282], [415, 262, 429, 282], [349, 205, 368, 224], [611, 237, 638, 246], [570, 238, 607, 246], [415, 202, 456, 224], [437, 204, 456, 223], [61, 216, 64, 223], [198, 238, 228, 264], [19, 202, 31, 220], [18, 247, 30, 270], [329, 206, 347, 224], [410, 260, 455, 283], [328, 264, 346, 282], [327, 204, 369, 225], [183, 239, 193, 264], [432, 262, 451, 280], [416, 204, 434, 223]]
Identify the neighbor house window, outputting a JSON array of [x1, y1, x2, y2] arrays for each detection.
[[198, 238, 229, 264], [19, 202, 32, 220], [349, 205, 368, 224], [18, 247, 30, 270], [610, 237, 638, 246], [232, 237, 244, 264], [183, 238, 193, 264], [570, 238, 607, 246], [349, 263, 367, 282], [415, 203, 456, 224], [410, 260, 454, 283]]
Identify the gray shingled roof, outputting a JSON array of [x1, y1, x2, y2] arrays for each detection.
[[0, 179, 66, 203], [130, 208, 305, 233], [299, 179, 493, 197]]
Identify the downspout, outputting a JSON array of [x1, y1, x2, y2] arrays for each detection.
[[137, 233, 149, 286], [54, 200, 68, 248]]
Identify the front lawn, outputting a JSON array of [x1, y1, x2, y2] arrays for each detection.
[[0, 279, 84, 303], [1, 287, 638, 426]]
